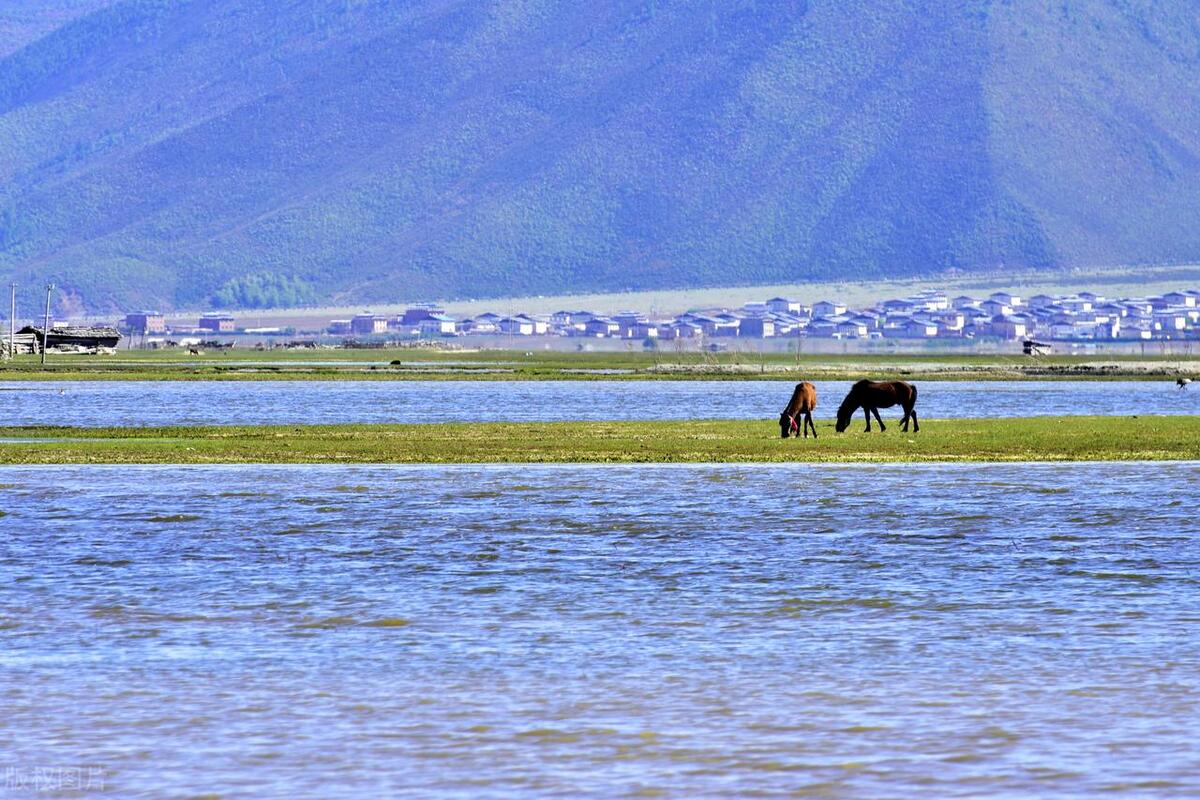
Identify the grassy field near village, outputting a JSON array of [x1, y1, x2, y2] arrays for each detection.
[[1, 416, 1197, 464], [1, 347, 1199, 381]]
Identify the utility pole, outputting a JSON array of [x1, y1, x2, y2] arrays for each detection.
[[5, 283, 13, 360], [41, 283, 54, 366]]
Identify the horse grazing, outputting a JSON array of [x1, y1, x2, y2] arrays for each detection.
[[834, 380, 919, 433], [779, 382, 819, 439]]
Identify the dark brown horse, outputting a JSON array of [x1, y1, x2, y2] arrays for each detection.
[[834, 380, 919, 433], [779, 382, 818, 439]]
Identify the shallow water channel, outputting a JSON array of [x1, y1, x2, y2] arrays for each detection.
[[1, 463, 1197, 797], [1, 379, 1196, 427]]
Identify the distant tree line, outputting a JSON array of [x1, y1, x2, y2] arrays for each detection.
[[211, 272, 318, 309]]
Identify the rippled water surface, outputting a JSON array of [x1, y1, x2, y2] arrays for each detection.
[[2, 463, 1198, 798], [2, 379, 1197, 426]]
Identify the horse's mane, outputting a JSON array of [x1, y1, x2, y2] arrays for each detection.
[[836, 390, 858, 417]]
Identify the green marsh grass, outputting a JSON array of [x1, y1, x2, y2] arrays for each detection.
[[0, 416, 1196, 464], [1, 348, 1197, 381]]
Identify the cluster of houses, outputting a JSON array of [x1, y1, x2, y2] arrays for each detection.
[[745, 288, 1200, 342], [325, 288, 1200, 343], [125, 311, 238, 335], [113, 287, 1200, 346]]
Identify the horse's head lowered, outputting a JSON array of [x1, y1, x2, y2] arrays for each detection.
[[779, 411, 799, 439], [834, 397, 856, 433]]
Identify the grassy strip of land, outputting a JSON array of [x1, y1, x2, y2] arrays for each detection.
[[0, 417, 1197, 464], [1, 349, 1198, 381]]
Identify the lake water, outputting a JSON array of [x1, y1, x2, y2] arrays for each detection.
[[2, 379, 1197, 427], [2, 463, 1198, 798]]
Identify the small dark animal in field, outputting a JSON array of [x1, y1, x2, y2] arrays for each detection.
[[1178, 378, 1193, 389], [835, 380, 919, 433], [779, 381, 818, 439]]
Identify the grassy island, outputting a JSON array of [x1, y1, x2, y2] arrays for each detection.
[[1, 416, 1197, 464], [1, 348, 1198, 381]]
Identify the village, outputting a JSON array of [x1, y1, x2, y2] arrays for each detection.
[[118, 287, 1200, 346], [4, 286, 1200, 357]]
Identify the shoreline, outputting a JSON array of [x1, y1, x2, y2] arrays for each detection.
[[1, 350, 1198, 382]]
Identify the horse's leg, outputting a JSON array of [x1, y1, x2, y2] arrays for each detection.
[[872, 407, 886, 431], [900, 409, 909, 432], [863, 407, 872, 432], [910, 407, 919, 433], [807, 411, 817, 439]]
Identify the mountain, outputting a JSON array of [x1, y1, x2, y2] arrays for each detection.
[[1, 0, 1198, 313], [0, 1, 113, 58]]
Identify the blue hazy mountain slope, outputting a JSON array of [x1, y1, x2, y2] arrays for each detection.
[[0, 0, 1197, 311], [0, 0, 113, 57]]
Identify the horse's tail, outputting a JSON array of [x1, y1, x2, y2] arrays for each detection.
[[909, 382, 918, 406]]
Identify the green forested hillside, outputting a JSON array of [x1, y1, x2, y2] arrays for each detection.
[[0, 0, 1198, 312]]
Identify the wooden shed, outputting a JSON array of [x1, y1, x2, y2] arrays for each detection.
[[20, 325, 122, 351]]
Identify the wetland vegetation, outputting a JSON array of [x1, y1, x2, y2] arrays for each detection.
[[2, 416, 1197, 464], [1, 347, 1198, 381]]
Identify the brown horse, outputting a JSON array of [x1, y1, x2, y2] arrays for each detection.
[[779, 382, 818, 439], [834, 380, 919, 433]]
